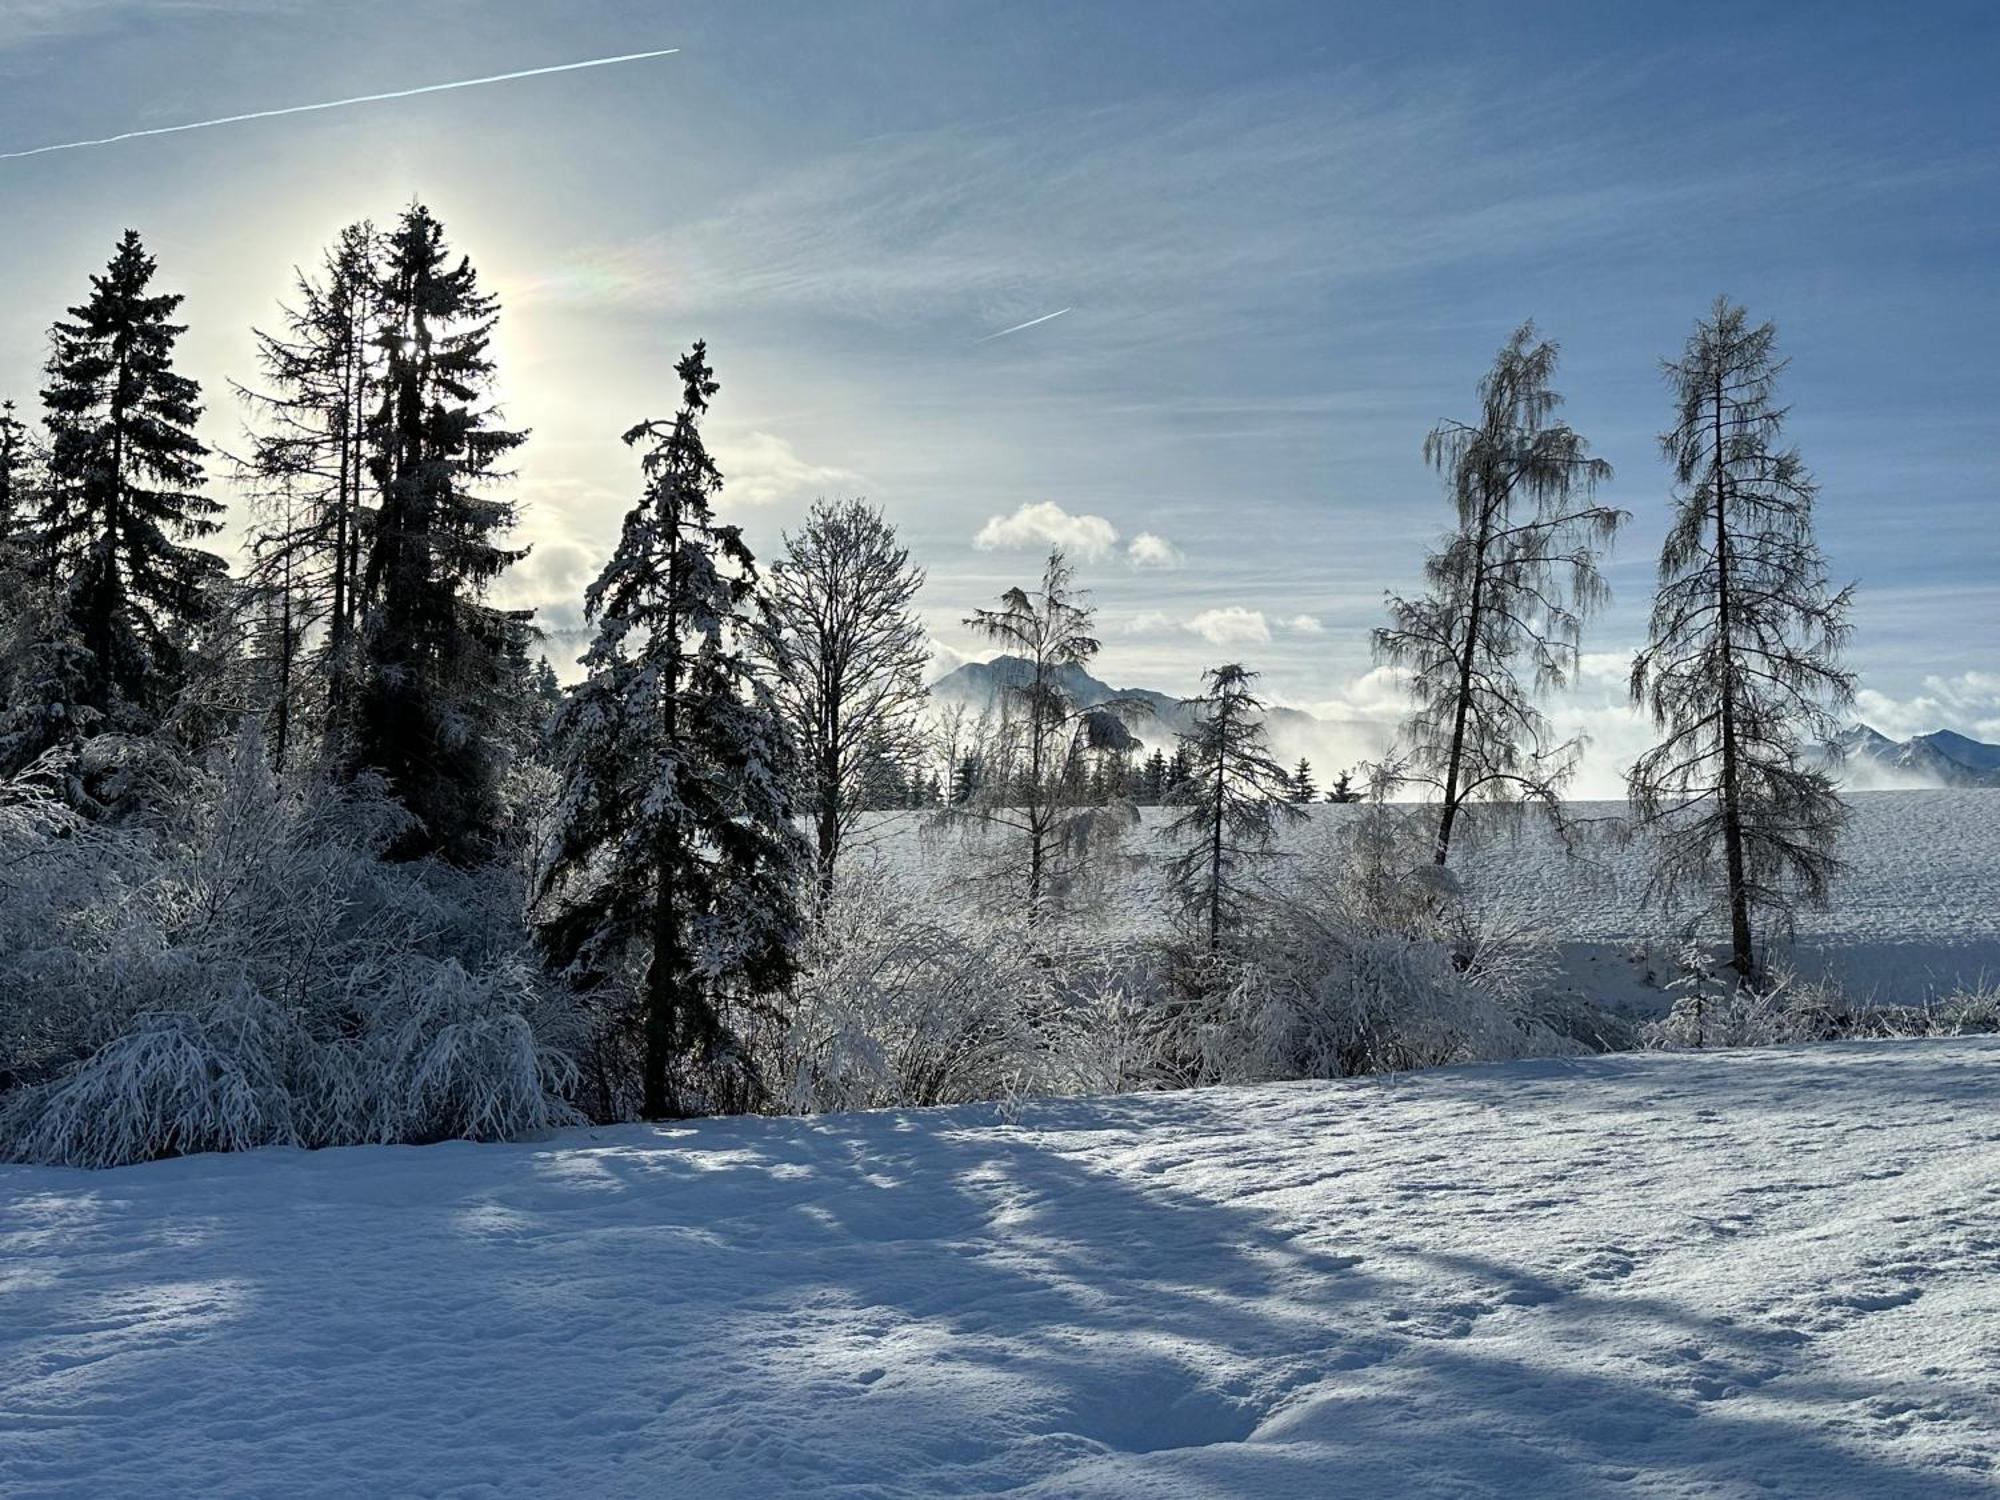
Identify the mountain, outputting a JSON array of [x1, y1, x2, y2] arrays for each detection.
[[930, 655, 1388, 757], [1827, 723, 2000, 788]]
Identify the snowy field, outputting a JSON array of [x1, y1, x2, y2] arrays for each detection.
[[4, 1040, 1997, 1498], [865, 790, 2000, 1013]]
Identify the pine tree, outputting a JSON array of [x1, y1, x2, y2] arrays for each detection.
[[1630, 298, 1854, 984], [536, 344, 806, 1119], [1164, 664, 1305, 954], [350, 205, 527, 862], [37, 230, 224, 736], [1327, 768, 1358, 804], [1289, 757, 1317, 805], [1138, 747, 1169, 805], [954, 549, 1137, 926], [750, 498, 928, 900], [1374, 322, 1622, 864], [1165, 744, 1194, 804]]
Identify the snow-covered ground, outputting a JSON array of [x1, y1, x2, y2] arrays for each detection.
[[5, 1041, 1997, 1497], [867, 790, 2000, 1014]]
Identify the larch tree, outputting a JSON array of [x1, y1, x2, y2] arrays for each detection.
[[1629, 297, 1854, 985], [36, 230, 225, 739], [535, 343, 807, 1120], [953, 549, 1138, 928], [1374, 321, 1622, 865], [750, 498, 929, 902], [351, 204, 528, 863], [1164, 664, 1305, 954], [236, 222, 384, 765]]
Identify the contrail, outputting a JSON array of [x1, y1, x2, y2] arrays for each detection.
[[0, 47, 680, 162], [976, 307, 1072, 343]]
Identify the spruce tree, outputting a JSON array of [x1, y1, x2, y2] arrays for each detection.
[[0, 399, 25, 547], [1290, 757, 1317, 805], [1630, 298, 1854, 984], [1164, 664, 1305, 954], [350, 204, 527, 862], [1374, 322, 1622, 864], [536, 344, 806, 1119], [1139, 747, 1169, 805], [38, 230, 224, 735]]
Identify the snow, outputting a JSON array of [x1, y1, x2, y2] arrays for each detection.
[[869, 791, 2000, 1013], [5, 1040, 1998, 1497]]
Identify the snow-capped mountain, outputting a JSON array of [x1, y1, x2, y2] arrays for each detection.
[[929, 654, 1379, 750], [1827, 724, 2000, 788]]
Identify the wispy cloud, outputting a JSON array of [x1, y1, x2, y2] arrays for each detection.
[[1, 46, 678, 159], [1187, 607, 1271, 646], [1127, 533, 1184, 569], [711, 430, 860, 508]]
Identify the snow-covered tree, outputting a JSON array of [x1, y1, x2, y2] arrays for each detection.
[[350, 205, 528, 863], [750, 498, 928, 900], [1629, 298, 1854, 984], [0, 399, 26, 547], [535, 344, 807, 1119], [1374, 323, 1622, 865], [37, 230, 225, 741], [949, 549, 1138, 928], [1163, 664, 1305, 954]]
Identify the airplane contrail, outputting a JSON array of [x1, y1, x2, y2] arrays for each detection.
[[976, 307, 1072, 343], [0, 47, 680, 162]]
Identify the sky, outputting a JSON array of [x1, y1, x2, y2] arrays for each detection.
[[1, 0, 1995, 790]]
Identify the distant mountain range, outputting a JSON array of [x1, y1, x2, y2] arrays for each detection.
[[1827, 725, 2000, 788], [930, 655, 1381, 752]]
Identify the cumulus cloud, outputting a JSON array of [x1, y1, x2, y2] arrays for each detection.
[[1187, 607, 1272, 646], [710, 430, 861, 507], [1286, 614, 1326, 634], [972, 501, 1118, 560], [1126, 532, 1184, 569]]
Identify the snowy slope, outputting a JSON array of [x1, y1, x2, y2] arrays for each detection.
[[4, 1041, 1998, 1498]]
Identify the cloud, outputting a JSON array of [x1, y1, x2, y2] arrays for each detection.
[[1126, 532, 1184, 570], [711, 430, 861, 507], [972, 501, 1118, 560], [1287, 614, 1326, 634], [1187, 607, 1272, 646], [1115, 609, 1178, 636]]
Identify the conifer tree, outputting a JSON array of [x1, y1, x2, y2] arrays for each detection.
[[1374, 322, 1622, 865], [1290, 757, 1317, 805], [1138, 747, 1169, 805], [536, 344, 806, 1119], [953, 549, 1137, 926], [750, 498, 928, 900], [1630, 298, 1854, 984], [0, 399, 25, 547], [237, 222, 385, 759], [37, 230, 224, 735], [1164, 664, 1305, 954], [350, 205, 527, 862]]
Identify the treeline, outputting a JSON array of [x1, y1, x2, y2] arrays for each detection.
[[0, 212, 1857, 1164]]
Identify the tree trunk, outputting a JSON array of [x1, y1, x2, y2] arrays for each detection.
[[1713, 369, 1756, 985], [1434, 473, 1496, 866]]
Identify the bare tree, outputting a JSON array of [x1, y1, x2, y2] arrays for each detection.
[[950, 549, 1138, 928], [1629, 297, 1854, 985], [1163, 663, 1304, 954], [751, 499, 929, 901], [1375, 322, 1623, 865]]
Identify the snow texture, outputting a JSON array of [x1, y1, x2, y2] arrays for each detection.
[[4, 1040, 1996, 1497]]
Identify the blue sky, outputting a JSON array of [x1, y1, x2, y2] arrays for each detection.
[[1, 1, 1995, 784]]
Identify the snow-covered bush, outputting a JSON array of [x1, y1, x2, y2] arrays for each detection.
[[766, 861, 1058, 1112], [0, 731, 581, 1167], [1644, 952, 2000, 1051]]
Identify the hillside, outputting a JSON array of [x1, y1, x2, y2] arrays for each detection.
[[4, 1041, 1995, 1497], [1828, 726, 2000, 789]]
